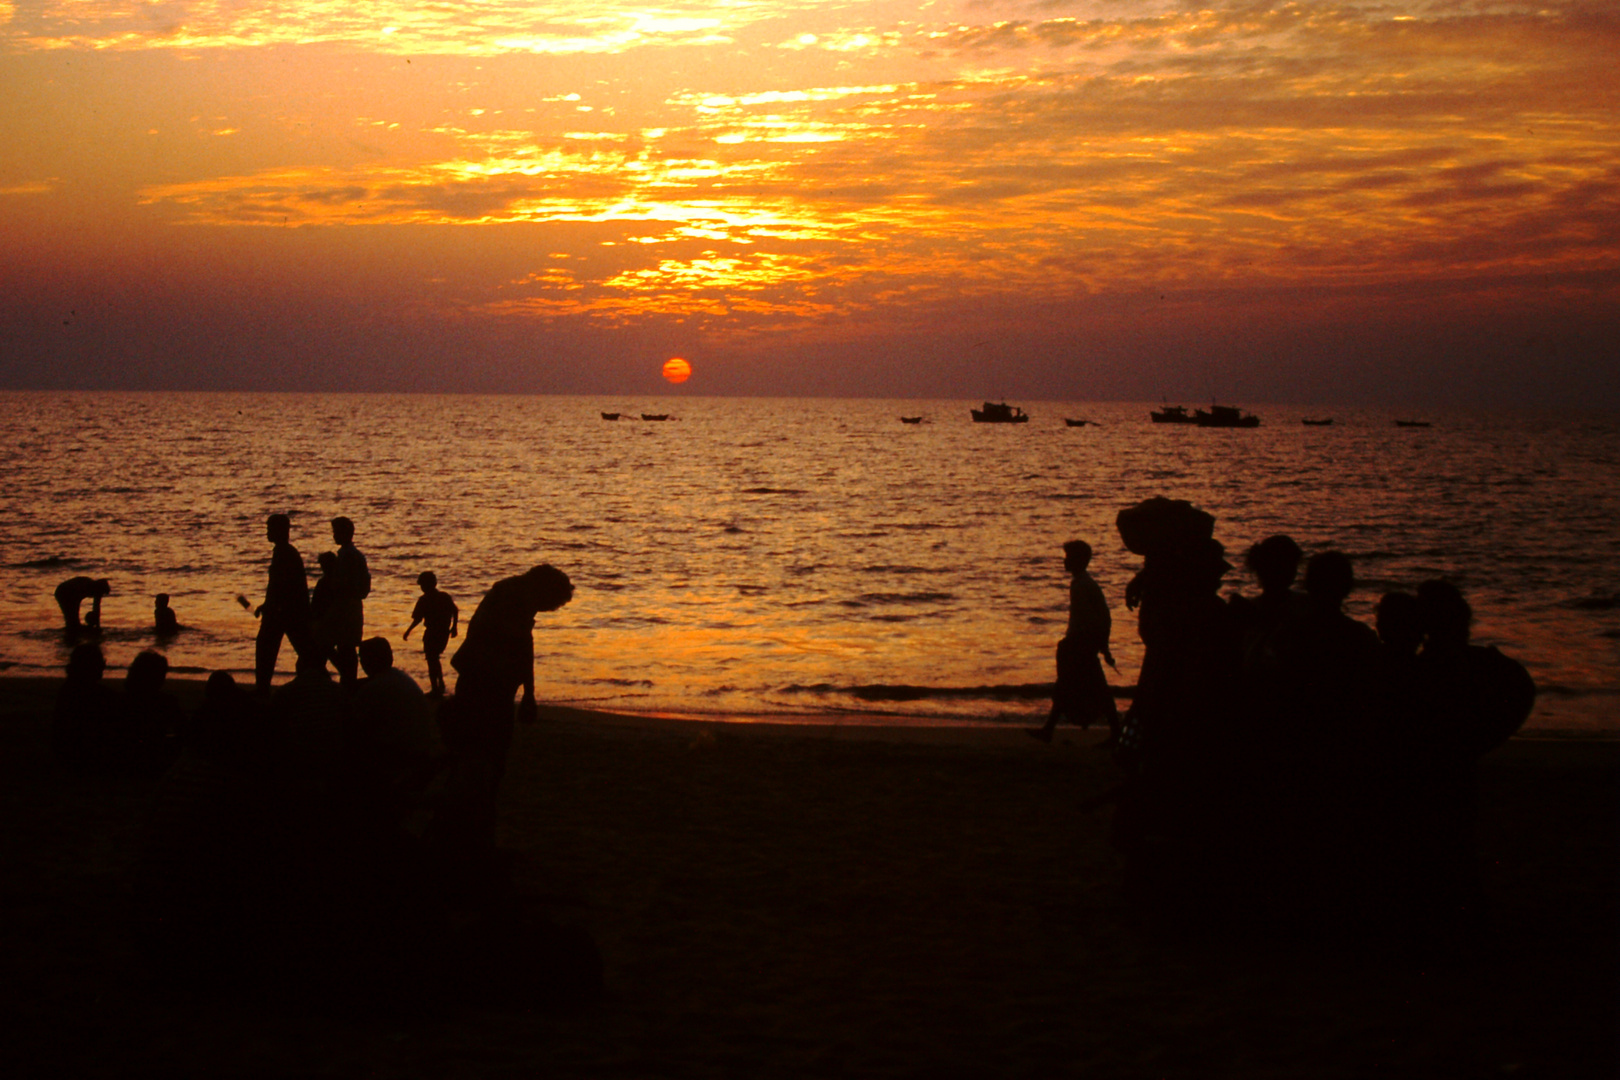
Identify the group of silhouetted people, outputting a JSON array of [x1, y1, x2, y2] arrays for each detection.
[[1059, 497, 1536, 953], [50, 514, 594, 1000]]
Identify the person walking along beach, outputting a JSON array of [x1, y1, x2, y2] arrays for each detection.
[[404, 571, 459, 697], [1030, 540, 1118, 744], [327, 516, 371, 688], [253, 513, 312, 696]]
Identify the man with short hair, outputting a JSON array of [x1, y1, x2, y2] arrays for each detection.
[[253, 514, 311, 695]]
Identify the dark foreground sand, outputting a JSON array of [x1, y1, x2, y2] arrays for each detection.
[[1, 676, 1615, 1079]]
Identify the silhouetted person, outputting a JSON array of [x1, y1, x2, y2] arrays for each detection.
[[328, 516, 371, 688], [1271, 550, 1381, 747], [1030, 540, 1117, 743], [254, 513, 312, 696], [55, 576, 110, 633], [1231, 535, 1304, 633], [121, 650, 183, 772], [154, 593, 181, 635], [436, 565, 574, 856], [405, 571, 459, 697], [353, 637, 440, 839], [309, 549, 341, 676], [132, 670, 256, 980], [51, 642, 121, 768]]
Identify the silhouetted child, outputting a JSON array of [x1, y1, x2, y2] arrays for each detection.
[[55, 576, 111, 633], [1030, 540, 1117, 743], [405, 571, 459, 697], [154, 593, 181, 635], [122, 650, 182, 773]]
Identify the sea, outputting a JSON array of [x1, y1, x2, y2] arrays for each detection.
[[2, 393, 1616, 733]]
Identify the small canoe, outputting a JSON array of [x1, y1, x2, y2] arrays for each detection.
[[601, 412, 621, 420], [900, 416, 923, 424], [642, 413, 672, 421], [1394, 419, 1432, 428], [1302, 418, 1333, 426], [1064, 418, 1093, 427]]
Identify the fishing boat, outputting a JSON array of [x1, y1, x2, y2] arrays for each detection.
[[900, 416, 923, 424], [970, 401, 1028, 423], [642, 413, 672, 421], [1394, 419, 1432, 428], [1150, 404, 1195, 424], [601, 412, 621, 420], [1064, 418, 1094, 427], [1302, 417, 1334, 426], [1194, 405, 1261, 428]]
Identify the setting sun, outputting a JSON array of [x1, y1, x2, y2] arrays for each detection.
[[662, 357, 692, 384]]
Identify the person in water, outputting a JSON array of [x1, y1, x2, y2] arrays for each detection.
[[154, 593, 181, 635], [55, 576, 111, 633], [404, 570, 459, 697], [1030, 540, 1117, 744], [327, 516, 371, 688], [253, 513, 312, 696]]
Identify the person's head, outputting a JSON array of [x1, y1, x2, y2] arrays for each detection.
[[1376, 591, 1424, 655], [90, 578, 112, 599], [331, 516, 355, 545], [317, 550, 337, 574], [66, 642, 106, 684], [417, 570, 438, 592], [1303, 551, 1354, 608], [523, 564, 574, 612], [1197, 539, 1231, 593], [126, 650, 169, 695], [1418, 579, 1472, 652], [266, 513, 291, 544], [1063, 540, 1092, 574], [203, 669, 238, 705], [155, 593, 170, 609], [1245, 535, 1303, 595], [358, 636, 393, 678]]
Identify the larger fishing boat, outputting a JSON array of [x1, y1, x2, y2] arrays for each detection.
[[970, 401, 1029, 423], [1195, 404, 1261, 428]]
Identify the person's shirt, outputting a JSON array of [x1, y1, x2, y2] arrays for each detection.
[[333, 543, 371, 603], [1066, 572, 1112, 653], [155, 605, 180, 634], [264, 542, 309, 620], [451, 576, 537, 689], [412, 589, 459, 637]]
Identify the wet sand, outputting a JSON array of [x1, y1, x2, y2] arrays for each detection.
[[1, 675, 1615, 1078]]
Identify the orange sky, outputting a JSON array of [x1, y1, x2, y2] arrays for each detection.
[[3, 1, 1617, 403]]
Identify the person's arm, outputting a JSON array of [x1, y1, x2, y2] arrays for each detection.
[[450, 603, 459, 638], [404, 616, 420, 640], [87, 594, 102, 629]]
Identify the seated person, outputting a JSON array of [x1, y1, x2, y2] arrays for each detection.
[[52, 642, 121, 768], [353, 637, 441, 833], [121, 650, 183, 773], [154, 593, 182, 635]]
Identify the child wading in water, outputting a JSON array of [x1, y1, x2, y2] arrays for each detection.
[[1029, 539, 1119, 744], [404, 571, 459, 696]]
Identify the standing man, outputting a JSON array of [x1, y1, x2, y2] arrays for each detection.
[[328, 516, 371, 688], [254, 513, 312, 695], [437, 565, 574, 854], [1030, 539, 1118, 744]]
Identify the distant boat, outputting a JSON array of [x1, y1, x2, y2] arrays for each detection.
[[970, 401, 1029, 423], [900, 416, 923, 424], [1394, 419, 1432, 428], [1150, 404, 1195, 424], [642, 413, 672, 421], [1064, 418, 1095, 427], [1302, 417, 1334, 426], [1195, 405, 1261, 428], [601, 412, 621, 420]]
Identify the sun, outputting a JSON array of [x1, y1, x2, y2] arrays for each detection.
[[661, 356, 692, 384]]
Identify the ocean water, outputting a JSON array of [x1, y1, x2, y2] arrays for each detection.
[[2, 393, 1616, 731]]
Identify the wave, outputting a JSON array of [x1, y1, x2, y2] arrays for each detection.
[[12, 555, 82, 569], [741, 487, 807, 495], [1532, 684, 1620, 698], [776, 681, 1138, 703]]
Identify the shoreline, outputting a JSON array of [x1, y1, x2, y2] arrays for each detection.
[[5, 673, 1616, 742]]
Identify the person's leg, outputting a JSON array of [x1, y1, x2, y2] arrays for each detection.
[[255, 619, 283, 695]]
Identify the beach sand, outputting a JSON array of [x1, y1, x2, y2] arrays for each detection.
[[1, 675, 1615, 1078]]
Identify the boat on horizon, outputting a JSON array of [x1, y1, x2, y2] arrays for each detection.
[[970, 401, 1029, 423], [1394, 419, 1432, 428], [1150, 404, 1195, 424], [642, 413, 672, 421], [1064, 418, 1096, 427], [900, 416, 923, 424], [1195, 404, 1261, 428], [1302, 417, 1334, 426], [601, 412, 621, 420]]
